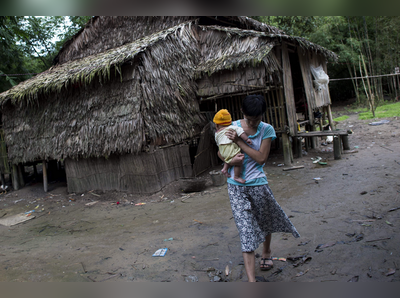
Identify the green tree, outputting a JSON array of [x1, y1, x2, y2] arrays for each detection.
[[253, 16, 400, 107], [252, 16, 324, 37], [0, 16, 91, 93], [0, 16, 30, 91]]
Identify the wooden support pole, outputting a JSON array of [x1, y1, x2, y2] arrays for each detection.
[[282, 133, 292, 166], [33, 164, 38, 180], [0, 173, 4, 186], [12, 164, 20, 190], [295, 137, 303, 158], [342, 135, 350, 150], [333, 136, 341, 160], [18, 164, 25, 188], [310, 125, 317, 149], [292, 137, 298, 158], [43, 160, 48, 193], [322, 106, 327, 127], [327, 105, 334, 130]]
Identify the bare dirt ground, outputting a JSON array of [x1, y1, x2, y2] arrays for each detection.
[[0, 107, 399, 282]]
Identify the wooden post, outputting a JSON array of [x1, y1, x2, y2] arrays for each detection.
[[43, 160, 48, 192], [282, 43, 297, 136], [327, 105, 335, 130], [333, 136, 341, 160], [282, 133, 292, 166], [342, 135, 350, 150], [33, 164, 38, 181], [310, 125, 317, 149], [322, 107, 327, 127], [0, 173, 5, 187], [12, 164, 20, 190], [296, 137, 303, 158], [18, 164, 25, 188]]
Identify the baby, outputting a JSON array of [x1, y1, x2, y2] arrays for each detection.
[[213, 109, 252, 183]]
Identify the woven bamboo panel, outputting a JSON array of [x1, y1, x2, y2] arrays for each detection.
[[65, 144, 192, 194]]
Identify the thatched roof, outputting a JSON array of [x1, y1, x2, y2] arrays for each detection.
[[0, 21, 337, 106], [54, 16, 196, 65], [204, 16, 285, 35], [0, 21, 198, 107], [54, 16, 284, 65], [196, 26, 279, 79], [197, 25, 337, 77], [0, 21, 204, 164]]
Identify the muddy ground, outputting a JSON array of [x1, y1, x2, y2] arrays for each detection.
[[0, 108, 399, 282]]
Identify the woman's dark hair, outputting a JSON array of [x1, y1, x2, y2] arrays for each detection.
[[241, 94, 266, 117]]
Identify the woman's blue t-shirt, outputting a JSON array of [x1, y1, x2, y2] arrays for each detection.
[[227, 120, 276, 186]]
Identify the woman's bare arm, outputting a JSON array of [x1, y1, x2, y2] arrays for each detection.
[[225, 129, 272, 165]]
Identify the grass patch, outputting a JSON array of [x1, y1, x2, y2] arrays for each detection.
[[344, 106, 368, 114], [358, 102, 400, 120], [333, 115, 349, 122]]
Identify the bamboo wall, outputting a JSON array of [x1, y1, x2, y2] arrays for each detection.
[[193, 122, 219, 176], [198, 64, 287, 133], [65, 144, 192, 194], [213, 86, 286, 133]]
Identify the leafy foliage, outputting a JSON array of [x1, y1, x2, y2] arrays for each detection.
[[254, 16, 400, 104], [0, 16, 91, 93]]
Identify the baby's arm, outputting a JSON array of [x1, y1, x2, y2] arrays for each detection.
[[240, 132, 252, 145]]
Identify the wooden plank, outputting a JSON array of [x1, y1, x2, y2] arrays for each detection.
[[266, 90, 273, 125], [343, 149, 358, 154], [297, 48, 315, 126], [281, 132, 292, 166], [275, 83, 286, 131], [327, 104, 334, 131], [283, 165, 304, 171], [263, 91, 270, 123], [281, 43, 296, 136], [270, 86, 277, 128], [297, 130, 348, 137], [43, 161, 48, 193]]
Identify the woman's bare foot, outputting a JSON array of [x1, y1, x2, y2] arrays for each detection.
[[260, 249, 273, 270]]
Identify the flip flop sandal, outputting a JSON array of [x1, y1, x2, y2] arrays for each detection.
[[260, 257, 274, 271]]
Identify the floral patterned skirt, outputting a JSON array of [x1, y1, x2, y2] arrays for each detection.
[[227, 183, 300, 252]]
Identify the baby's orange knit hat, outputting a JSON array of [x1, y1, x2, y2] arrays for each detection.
[[213, 109, 232, 125]]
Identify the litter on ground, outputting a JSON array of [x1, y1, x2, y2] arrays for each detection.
[[0, 213, 36, 226], [152, 248, 168, 257]]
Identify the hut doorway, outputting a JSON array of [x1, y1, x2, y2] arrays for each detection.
[[199, 90, 287, 133], [289, 52, 308, 124], [198, 90, 286, 156]]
